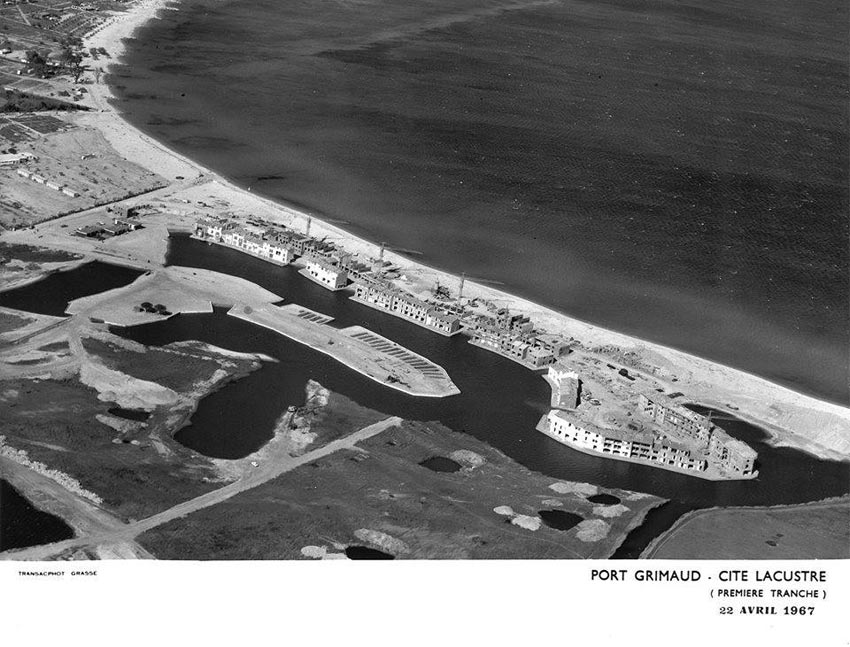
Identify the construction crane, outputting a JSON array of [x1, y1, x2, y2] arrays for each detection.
[[458, 272, 504, 301], [369, 241, 424, 278], [303, 214, 349, 238], [377, 241, 423, 262]]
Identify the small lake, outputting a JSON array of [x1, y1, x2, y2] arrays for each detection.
[[420, 457, 462, 473], [107, 407, 151, 422], [345, 546, 395, 560], [0, 479, 75, 552], [0, 261, 144, 317], [538, 510, 584, 531]]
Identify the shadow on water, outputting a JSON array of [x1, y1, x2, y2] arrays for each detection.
[[108, 234, 849, 553], [0, 262, 144, 317], [0, 479, 75, 552]]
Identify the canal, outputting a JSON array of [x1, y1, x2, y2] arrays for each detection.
[[111, 233, 848, 513]]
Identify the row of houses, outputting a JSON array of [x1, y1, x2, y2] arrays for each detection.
[[75, 218, 141, 238], [352, 277, 461, 336], [16, 168, 80, 197], [637, 393, 757, 476], [195, 217, 359, 290], [195, 216, 574, 363], [541, 409, 709, 473], [465, 308, 569, 369]]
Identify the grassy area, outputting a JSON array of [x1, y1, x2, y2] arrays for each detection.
[[81, 337, 229, 393], [0, 241, 82, 263], [298, 387, 389, 449], [139, 419, 664, 559], [644, 498, 850, 559], [0, 376, 224, 521], [0, 310, 32, 335], [1, 89, 86, 113]]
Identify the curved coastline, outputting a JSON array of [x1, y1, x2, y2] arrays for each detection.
[[74, 0, 850, 461]]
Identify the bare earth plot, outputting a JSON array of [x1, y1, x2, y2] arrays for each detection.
[[643, 497, 850, 559], [66, 265, 283, 326]]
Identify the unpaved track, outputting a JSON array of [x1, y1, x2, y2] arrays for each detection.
[[1, 416, 401, 561]]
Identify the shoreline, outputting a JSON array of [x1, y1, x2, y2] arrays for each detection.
[[18, 0, 844, 460]]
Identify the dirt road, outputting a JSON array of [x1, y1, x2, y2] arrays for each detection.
[[1, 416, 402, 561]]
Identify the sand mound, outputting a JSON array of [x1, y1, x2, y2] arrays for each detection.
[[450, 449, 486, 469], [493, 505, 515, 516], [575, 519, 610, 542], [355, 528, 410, 555], [549, 481, 599, 496], [511, 514, 542, 531], [301, 545, 346, 559], [592, 504, 630, 518]]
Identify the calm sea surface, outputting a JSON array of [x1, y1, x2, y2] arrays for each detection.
[[111, 0, 849, 403]]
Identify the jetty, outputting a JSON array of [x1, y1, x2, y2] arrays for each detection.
[[227, 303, 459, 398]]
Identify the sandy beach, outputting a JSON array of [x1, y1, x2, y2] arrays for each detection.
[[16, 0, 845, 460]]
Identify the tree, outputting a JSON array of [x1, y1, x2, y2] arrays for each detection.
[[24, 50, 47, 76], [59, 47, 84, 82]]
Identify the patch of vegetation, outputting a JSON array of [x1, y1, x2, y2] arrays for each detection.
[[0, 311, 32, 335], [36, 340, 70, 352], [297, 388, 388, 449], [0, 242, 82, 264], [645, 499, 850, 559], [0, 377, 222, 521], [80, 337, 228, 393], [139, 418, 663, 560], [1, 89, 87, 113]]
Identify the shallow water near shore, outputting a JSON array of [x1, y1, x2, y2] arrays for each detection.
[[111, 0, 849, 404]]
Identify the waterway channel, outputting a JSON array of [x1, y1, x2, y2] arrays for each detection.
[[2, 234, 846, 556], [0, 261, 144, 317], [112, 234, 848, 516]]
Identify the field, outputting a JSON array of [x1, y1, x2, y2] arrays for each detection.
[[0, 240, 81, 263], [81, 337, 227, 393], [139, 419, 664, 560], [0, 375, 223, 521], [0, 121, 165, 227], [643, 498, 850, 559], [0, 330, 265, 521]]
